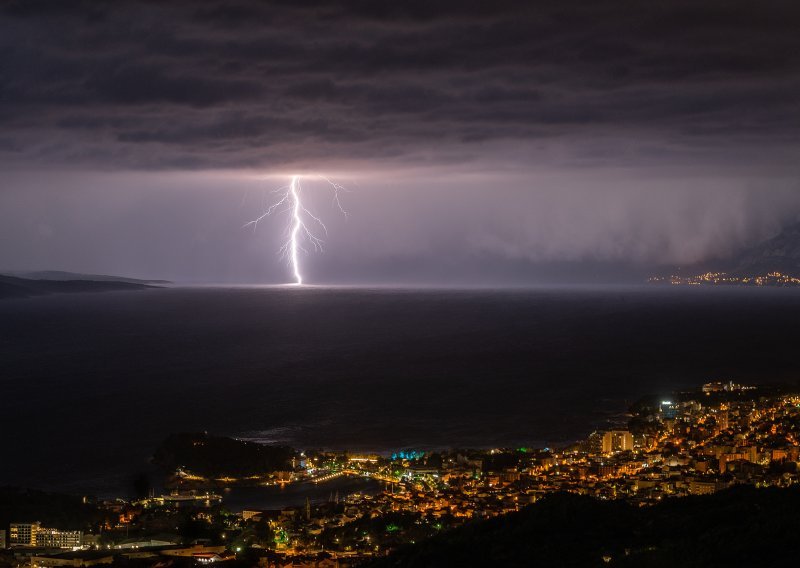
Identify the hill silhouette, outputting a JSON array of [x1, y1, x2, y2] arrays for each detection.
[[367, 486, 800, 567]]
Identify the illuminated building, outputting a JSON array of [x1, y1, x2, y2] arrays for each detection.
[[688, 480, 728, 495], [9, 523, 82, 549], [602, 431, 633, 454], [241, 510, 262, 521], [35, 528, 83, 549], [660, 401, 679, 419], [9, 523, 39, 546]]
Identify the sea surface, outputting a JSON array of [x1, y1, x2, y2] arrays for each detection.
[[2, 285, 800, 501]]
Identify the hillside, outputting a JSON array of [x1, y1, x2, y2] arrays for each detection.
[[367, 486, 800, 567], [152, 432, 296, 480]]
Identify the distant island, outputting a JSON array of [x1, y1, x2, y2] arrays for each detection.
[[0, 271, 168, 299], [6, 270, 171, 285]]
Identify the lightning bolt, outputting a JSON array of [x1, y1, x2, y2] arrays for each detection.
[[245, 175, 347, 285]]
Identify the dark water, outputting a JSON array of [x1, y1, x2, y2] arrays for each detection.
[[221, 476, 383, 512], [2, 285, 800, 497]]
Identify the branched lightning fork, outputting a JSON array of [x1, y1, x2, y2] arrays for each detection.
[[245, 175, 348, 285]]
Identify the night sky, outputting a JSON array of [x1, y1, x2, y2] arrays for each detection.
[[1, 0, 799, 283]]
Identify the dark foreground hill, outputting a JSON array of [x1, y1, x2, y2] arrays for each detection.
[[0, 274, 157, 299], [367, 486, 800, 568]]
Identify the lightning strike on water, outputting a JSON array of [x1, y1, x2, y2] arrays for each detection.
[[245, 175, 348, 285]]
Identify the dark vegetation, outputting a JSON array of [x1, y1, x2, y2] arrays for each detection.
[[320, 511, 456, 553], [366, 486, 800, 567], [0, 487, 109, 531], [152, 432, 296, 478], [0, 274, 154, 299]]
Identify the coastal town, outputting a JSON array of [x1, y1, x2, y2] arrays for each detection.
[[648, 271, 800, 286], [3, 381, 800, 567]]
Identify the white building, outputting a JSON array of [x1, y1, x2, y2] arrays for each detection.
[[9, 523, 82, 549], [35, 528, 83, 549]]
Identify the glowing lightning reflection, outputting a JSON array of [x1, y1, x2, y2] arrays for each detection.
[[245, 175, 347, 286]]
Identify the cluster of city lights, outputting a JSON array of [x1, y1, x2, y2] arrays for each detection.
[[649, 271, 800, 286]]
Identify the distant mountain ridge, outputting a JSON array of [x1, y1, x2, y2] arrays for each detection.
[[654, 221, 800, 283], [6, 270, 170, 285], [0, 273, 161, 299], [728, 222, 800, 276]]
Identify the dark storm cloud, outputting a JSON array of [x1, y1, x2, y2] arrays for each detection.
[[4, 0, 800, 284], [2, 0, 800, 170]]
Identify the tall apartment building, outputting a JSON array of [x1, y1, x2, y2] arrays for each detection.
[[602, 430, 634, 454], [9, 523, 39, 546]]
